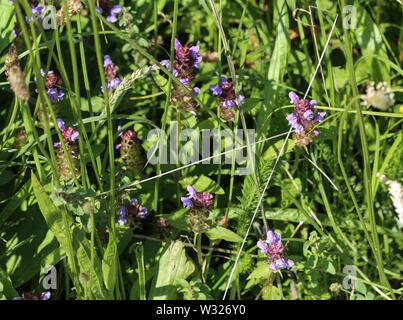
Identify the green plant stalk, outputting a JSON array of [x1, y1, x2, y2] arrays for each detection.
[[26, 19, 60, 186], [15, 3, 61, 182], [25, 11, 103, 190], [175, 111, 181, 207], [337, 111, 376, 254], [231, 0, 249, 58], [280, 178, 392, 299], [1, 98, 19, 150], [93, 11, 235, 135], [20, 100, 46, 182], [311, 151, 357, 254], [208, 0, 268, 232], [87, 0, 120, 299], [153, 0, 179, 212], [315, 1, 335, 106], [214, 0, 223, 207], [134, 244, 147, 300], [17, 0, 81, 187], [76, 16, 104, 185], [61, 205, 83, 299], [62, 0, 90, 188], [196, 233, 205, 282], [226, 112, 240, 217], [340, 0, 394, 298]]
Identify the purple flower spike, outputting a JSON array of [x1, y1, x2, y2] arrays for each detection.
[[180, 78, 190, 87], [47, 88, 64, 102], [210, 84, 222, 96], [181, 197, 193, 209], [315, 111, 326, 123], [303, 109, 314, 121], [118, 206, 127, 225], [187, 185, 197, 199], [40, 292, 51, 300], [107, 14, 118, 23], [289, 91, 299, 104], [104, 55, 113, 67], [237, 94, 245, 105], [57, 118, 65, 131], [257, 230, 293, 272], [174, 38, 181, 51], [110, 5, 121, 15], [71, 131, 79, 142], [257, 240, 269, 254], [309, 100, 317, 106], [223, 99, 235, 107]]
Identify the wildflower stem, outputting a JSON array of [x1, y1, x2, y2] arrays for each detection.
[[153, 0, 179, 213], [88, 0, 119, 298], [208, 0, 268, 232], [196, 233, 205, 282], [340, 0, 395, 299]]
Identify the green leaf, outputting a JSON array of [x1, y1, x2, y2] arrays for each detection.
[[176, 278, 214, 300], [0, 180, 30, 227], [31, 173, 108, 299], [164, 208, 189, 232], [0, 0, 15, 55], [355, 281, 367, 295], [0, 267, 18, 300], [101, 236, 117, 292], [133, 244, 146, 300], [247, 261, 271, 281], [355, 7, 390, 82], [262, 285, 281, 300], [205, 226, 242, 242], [148, 241, 195, 300], [80, 96, 104, 113], [179, 175, 225, 194], [259, 0, 290, 132], [320, 261, 336, 275], [152, 73, 169, 95]]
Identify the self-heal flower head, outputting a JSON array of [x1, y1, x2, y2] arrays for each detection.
[[162, 38, 202, 118], [210, 77, 244, 122], [174, 38, 202, 70], [56, 119, 79, 143], [104, 55, 113, 68], [160, 60, 179, 77], [102, 54, 121, 92], [181, 185, 214, 210], [257, 230, 293, 271], [285, 91, 326, 146], [47, 87, 64, 102], [118, 206, 128, 226], [118, 129, 145, 175], [182, 185, 214, 234], [95, 0, 120, 23], [107, 5, 121, 23], [35, 69, 64, 102], [118, 199, 148, 228]]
